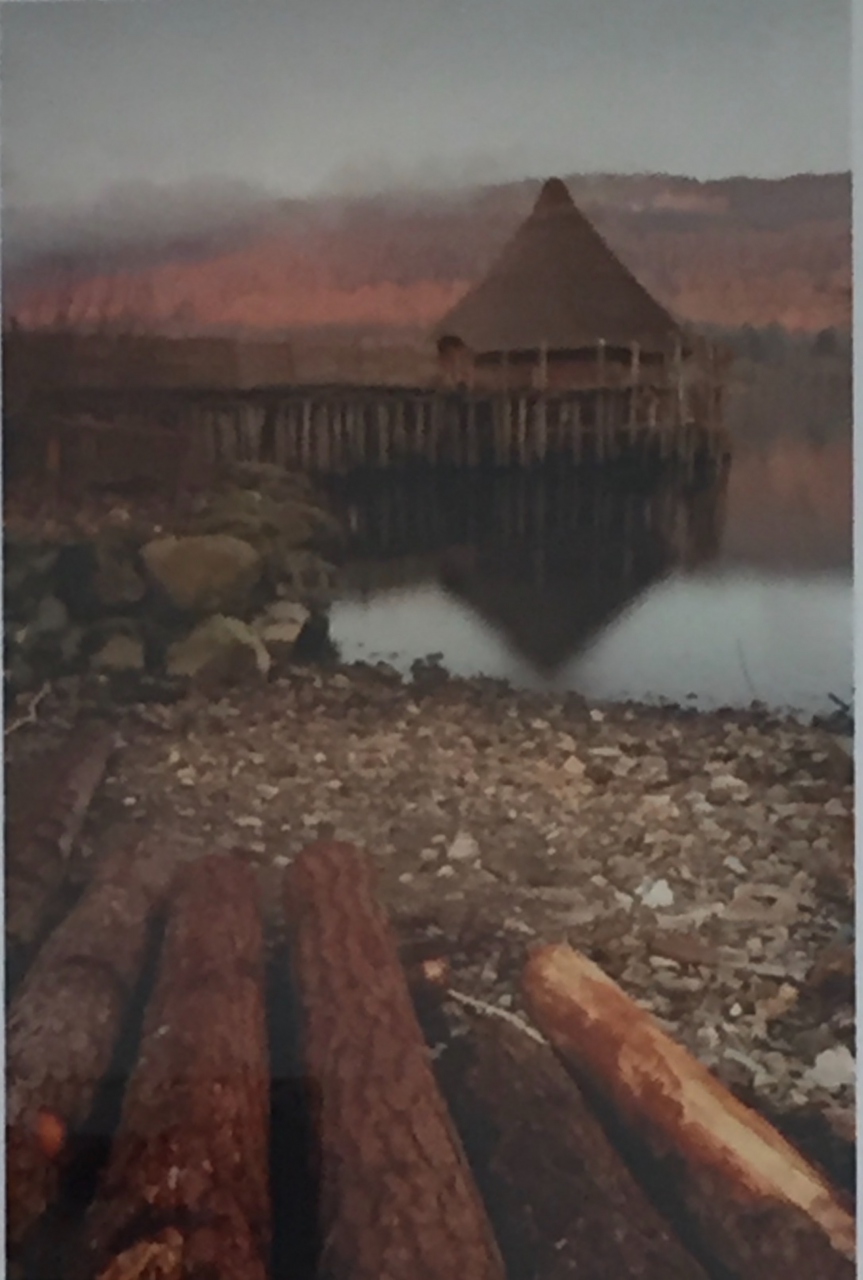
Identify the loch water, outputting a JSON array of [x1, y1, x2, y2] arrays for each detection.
[[324, 438, 852, 717]]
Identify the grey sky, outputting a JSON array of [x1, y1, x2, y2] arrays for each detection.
[[1, 0, 851, 211]]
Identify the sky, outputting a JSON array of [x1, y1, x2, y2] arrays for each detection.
[[0, 0, 852, 213]]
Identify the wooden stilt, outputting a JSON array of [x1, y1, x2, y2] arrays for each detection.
[[517, 398, 528, 466], [301, 399, 312, 470]]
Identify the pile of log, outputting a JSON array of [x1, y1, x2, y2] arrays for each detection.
[[6, 833, 856, 1280], [283, 841, 506, 1280], [6, 848, 171, 1250], [523, 945, 856, 1280], [284, 843, 854, 1280], [77, 857, 272, 1280], [5, 722, 118, 993]]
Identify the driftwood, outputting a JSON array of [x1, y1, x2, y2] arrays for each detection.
[[77, 856, 271, 1280], [5, 722, 117, 988], [429, 1005, 709, 1280], [6, 849, 171, 1250], [523, 944, 856, 1280], [283, 841, 506, 1280]]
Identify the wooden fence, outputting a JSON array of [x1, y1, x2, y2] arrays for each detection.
[[5, 381, 731, 502]]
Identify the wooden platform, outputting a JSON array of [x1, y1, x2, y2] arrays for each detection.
[[23, 383, 732, 484]]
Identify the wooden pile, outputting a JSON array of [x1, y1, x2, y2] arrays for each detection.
[[6, 830, 856, 1280]]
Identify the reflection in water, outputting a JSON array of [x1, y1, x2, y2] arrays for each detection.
[[333, 470, 726, 673], [326, 445, 851, 713]]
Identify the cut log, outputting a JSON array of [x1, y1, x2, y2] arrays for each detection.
[[428, 1006, 709, 1280], [283, 841, 506, 1280], [6, 848, 171, 1250], [523, 943, 856, 1280], [5, 722, 117, 991], [76, 855, 271, 1280]]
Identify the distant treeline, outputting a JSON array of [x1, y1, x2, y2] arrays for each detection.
[[699, 322, 851, 366], [702, 325, 852, 444], [4, 321, 851, 445]]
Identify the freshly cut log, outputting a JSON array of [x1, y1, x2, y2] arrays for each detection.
[[432, 1008, 709, 1280], [6, 849, 171, 1249], [77, 856, 271, 1280], [6, 723, 117, 989], [283, 841, 506, 1280], [523, 943, 856, 1280]]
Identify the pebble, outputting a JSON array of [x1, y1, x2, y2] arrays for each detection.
[[20, 662, 851, 1142], [807, 1046, 856, 1091], [637, 878, 675, 909], [448, 831, 480, 861]]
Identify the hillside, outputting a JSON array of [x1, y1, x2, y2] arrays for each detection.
[[4, 171, 851, 337]]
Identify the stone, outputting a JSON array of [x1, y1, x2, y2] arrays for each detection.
[[807, 1046, 856, 1092], [707, 772, 750, 801], [92, 539, 146, 609], [141, 535, 262, 615], [636, 878, 675, 909], [271, 548, 339, 602], [92, 633, 146, 672], [27, 595, 69, 639], [191, 487, 318, 547], [448, 831, 480, 862], [3, 539, 58, 607], [166, 614, 271, 685], [251, 600, 310, 661]]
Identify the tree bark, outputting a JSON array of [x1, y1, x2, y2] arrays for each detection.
[[76, 855, 271, 1280], [6, 849, 171, 1250], [430, 1007, 710, 1280], [523, 943, 856, 1280], [283, 840, 506, 1280], [5, 722, 117, 991]]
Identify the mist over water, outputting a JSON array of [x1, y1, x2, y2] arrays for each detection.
[[326, 440, 852, 715]]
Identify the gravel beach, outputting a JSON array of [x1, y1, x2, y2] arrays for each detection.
[[7, 659, 854, 1189]]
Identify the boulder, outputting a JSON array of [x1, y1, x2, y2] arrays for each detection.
[[141, 535, 262, 616], [190, 481, 344, 554], [226, 461, 316, 501], [23, 595, 69, 642], [91, 537, 146, 610], [252, 600, 311, 665], [189, 488, 318, 548], [3, 538, 59, 612], [271, 549, 339, 603], [92, 634, 146, 672], [166, 615, 271, 687]]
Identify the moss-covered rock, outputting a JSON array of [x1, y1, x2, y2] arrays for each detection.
[[166, 614, 271, 687], [141, 534, 262, 616]]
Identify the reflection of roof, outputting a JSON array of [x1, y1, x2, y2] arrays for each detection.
[[433, 177, 680, 355], [337, 470, 728, 674], [442, 549, 669, 673]]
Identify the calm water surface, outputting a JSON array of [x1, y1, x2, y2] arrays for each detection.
[[326, 439, 852, 715]]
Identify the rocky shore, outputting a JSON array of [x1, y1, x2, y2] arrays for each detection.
[[4, 463, 344, 704], [5, 657, 855, 1190]]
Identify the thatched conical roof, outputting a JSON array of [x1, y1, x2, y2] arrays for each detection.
[[433, 177, 680, 354]]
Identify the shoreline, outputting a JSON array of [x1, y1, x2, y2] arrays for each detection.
[[6, 664, 854, 1161]]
